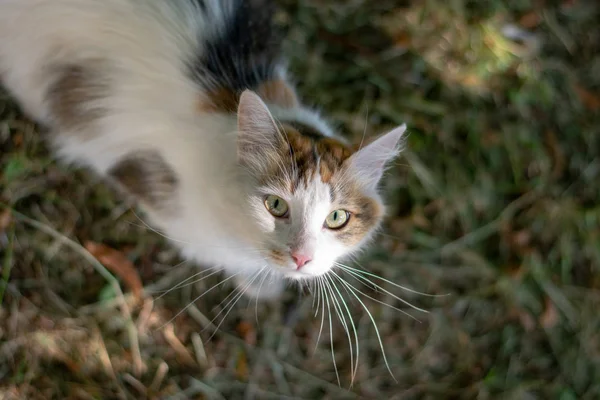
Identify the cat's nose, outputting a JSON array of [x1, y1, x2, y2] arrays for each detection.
[[291, 253, 312, 269]]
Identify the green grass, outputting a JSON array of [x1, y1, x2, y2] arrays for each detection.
[[1, 0, 600, 398]]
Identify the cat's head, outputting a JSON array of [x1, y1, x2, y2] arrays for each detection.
[[237, 90, 405, 281]]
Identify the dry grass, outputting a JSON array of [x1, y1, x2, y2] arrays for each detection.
[[1, 0, 600, 399]]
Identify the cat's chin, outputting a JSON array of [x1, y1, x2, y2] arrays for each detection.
[[279, 268, 321, 281]]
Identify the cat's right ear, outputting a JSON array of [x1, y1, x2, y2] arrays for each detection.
[[237, 90, 284, 173]]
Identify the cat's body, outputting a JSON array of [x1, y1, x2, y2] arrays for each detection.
[[0, 0, 405, 297]]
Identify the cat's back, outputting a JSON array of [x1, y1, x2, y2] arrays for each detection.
[[0, 0, 285, 125]]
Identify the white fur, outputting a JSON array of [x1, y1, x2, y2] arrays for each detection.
[[0, 0, 404, 297]]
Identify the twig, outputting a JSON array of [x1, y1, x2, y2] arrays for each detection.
[[6, 207, 146, 377], [94, 327, 128, 400], [150, 361, 169, 393], [123, 373, 148, 396], [163, 323, 196, 367], [191, 332, 209, 370]]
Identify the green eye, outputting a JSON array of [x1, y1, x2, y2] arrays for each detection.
[[325, 209, 350, 229], [264, 195, 289, 217]]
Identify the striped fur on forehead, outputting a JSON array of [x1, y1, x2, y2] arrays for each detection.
[[265, 122, 353, 191]]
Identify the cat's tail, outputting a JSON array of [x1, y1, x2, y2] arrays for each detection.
[[189, 0, 286, 93]]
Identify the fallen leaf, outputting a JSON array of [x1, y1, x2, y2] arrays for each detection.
[[574, 85, 600, 111], [539, 297, 559, 329], [84, 241, 143, 299], [236, 321, 256, 345], [519, 12, 541, 29]]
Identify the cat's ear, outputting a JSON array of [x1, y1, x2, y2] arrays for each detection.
[[347, 124, 407, 191], [237, 90, 284, 173]]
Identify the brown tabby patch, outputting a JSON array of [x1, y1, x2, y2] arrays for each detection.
[[255, 122, 381, 246], [198, 80, 298, 113], [108, 150, 178, 209], [47, 63, 108, 131], [197, 88, 239, 113], [280, 123, 352, 187], [256, 80, 298, 108]]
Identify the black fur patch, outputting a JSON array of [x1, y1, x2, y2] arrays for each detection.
[[190, 0, 284, 92]]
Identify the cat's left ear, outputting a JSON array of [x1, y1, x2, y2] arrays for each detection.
[[237, 90, 284, 174], [347, 124, 407, 191]]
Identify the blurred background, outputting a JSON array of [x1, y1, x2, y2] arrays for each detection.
[[1, 0, 599, 398]]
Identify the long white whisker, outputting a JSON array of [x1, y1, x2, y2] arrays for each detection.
[[314, 276, 326, 353], [324, 274, 355, 386], [157, 272, 241, 331], [337, 262, 449, 297], [153, 266, 223, 300], [328, 273, 360, 385], [254, 267, 270, 326], [314, 277, 322, 318], [208, 267, 266, 340], [333, 270, 421, 322], [336, 264, 430, 313], [335, 274, 397, 383], [322, 274, 340, 386]]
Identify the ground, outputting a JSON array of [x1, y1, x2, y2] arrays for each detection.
[[1, 0, 599, 399]]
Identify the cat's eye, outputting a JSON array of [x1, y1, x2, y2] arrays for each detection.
[[325, 209, 350, 229], [264, 195, 289, 217]]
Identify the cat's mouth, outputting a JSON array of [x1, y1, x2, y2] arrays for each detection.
[[266, 249, 317, 279]]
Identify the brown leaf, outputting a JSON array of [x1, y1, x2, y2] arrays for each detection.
[[519, 12, 541, 29], [84, 241, 143, 299], [574, 85, 600, 111], [236, 321, 256, 346], [539, 297, 559, 329]]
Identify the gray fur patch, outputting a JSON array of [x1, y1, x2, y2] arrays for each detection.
[[46, 63, 109, 131], [109, 150, 179, 209]]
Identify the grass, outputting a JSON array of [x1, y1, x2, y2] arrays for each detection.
[[1, 0, 599, 398]]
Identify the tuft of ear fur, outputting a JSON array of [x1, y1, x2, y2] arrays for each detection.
[[237, 90, 284, 175], [347, 124, 407, 191]]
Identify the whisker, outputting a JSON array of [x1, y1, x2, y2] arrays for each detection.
[[327, 273, 360, 385], [322, 274, 340, 387], [314, 276, 326, 353], [339, 261, 450, 297], [152, 266, 223, 300], [207, 267, 266, 340], [130, 210, 192, 245], [314, 277, 322, 318], [335, 263, 430, 313], [156, 271, 241, 331], [324, 274, 355, 386], [332, 270, 421, 322], [254, 268, 270, 326], [334, 273, 398, 383]]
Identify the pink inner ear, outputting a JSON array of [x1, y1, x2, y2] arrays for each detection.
[[348, 124, 406, 187]]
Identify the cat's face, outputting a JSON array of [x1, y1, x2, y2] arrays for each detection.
[[238, 91, 405, 281]]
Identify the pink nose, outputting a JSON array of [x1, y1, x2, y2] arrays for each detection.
[[291, 253, 312, 269]]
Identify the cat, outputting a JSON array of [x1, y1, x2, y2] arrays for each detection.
[[0, 0, 406, 299]]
